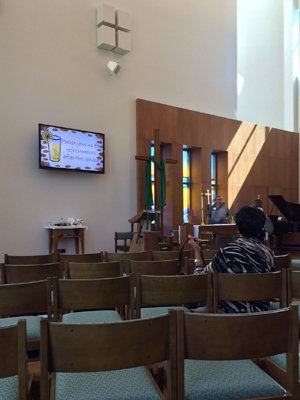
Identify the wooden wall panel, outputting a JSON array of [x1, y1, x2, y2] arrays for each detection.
[[136, 99, 299, 233]]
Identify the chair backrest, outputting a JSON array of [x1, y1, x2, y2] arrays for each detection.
[[0, 320, 34, 399], [114, 231, 132, 253], [151, 249, 193, 261], [65, 261, 122, 279], [176, 305, 299, 399], [274, 253, 292, 271], [103, 250, 151, 262], [183, 258, 195, 275], [170, 230, 179, 249], [151, 231, 172, 250], [124, 259, 178, 276], [201, 249, 218, 260], [52, 275, 135, 321], [0, 279, 51, 319], [4, 253, 56, 264], [59, 252, 103, 266], [0, 262, 63, 284], [40, 311, 177, 400], [213, 270, 287, 313], [287, 268, 300, 303], [135, 272, 212, 318], [183, 251, 216, 275]]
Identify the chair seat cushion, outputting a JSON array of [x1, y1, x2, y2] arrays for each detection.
[[55, 367, 162, 400], [184, 359, 285, 400], [268, 343, 300, 376], [292, 259, 300, 267], [140, 306, 189, 319], [269, 301, 280, 310], [293, 300, 300, 322], [62, 310, 123, 324], [0, 375, 18, 400], [0, 316, 41, 340]]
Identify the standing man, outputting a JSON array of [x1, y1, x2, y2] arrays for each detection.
[[206, 195, 231, 225]]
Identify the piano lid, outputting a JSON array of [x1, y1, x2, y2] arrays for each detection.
[[268, 195, 300, 222]]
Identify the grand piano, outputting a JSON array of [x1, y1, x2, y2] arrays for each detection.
[[268, 195, 300, 250]]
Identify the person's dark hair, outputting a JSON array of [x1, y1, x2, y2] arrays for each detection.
[[253, 198, 263, 208], [235, 206, 265, 238]]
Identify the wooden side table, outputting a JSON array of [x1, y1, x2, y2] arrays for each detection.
[[45, 225, 87, 254]]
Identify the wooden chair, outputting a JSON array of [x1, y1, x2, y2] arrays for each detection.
[[59, 252, 103, 273], [0, 319, 34, 400], [40, 311, 177, 400], [135, 272, 212, 319], [254, 269, 300, 394], [103, 250, 151, 262], [151, 249, 193, 261], [114, 231, 132, 253], [4, 253, 56, 264], [65, 261, 122, 279], [202, 249, 218, 260], [176, 306, 299, 399], [170, 229, 179, 250], [123, 258, 179, 276], [183, 250, 217, 275], [0, 262, 64, 284], [183, 258, 196, 275], [213, 270, 287, 313], [287, 268, 300, 331], [52, 275, 135, 322], [0, 279, 52, 352], [152, 230, 173, 251], [151, 249, 192, 274], [274, 253, 292, 271]]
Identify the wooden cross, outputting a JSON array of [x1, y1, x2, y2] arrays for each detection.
[[135, 129, 177, 228], [205, 189, 211, 206]]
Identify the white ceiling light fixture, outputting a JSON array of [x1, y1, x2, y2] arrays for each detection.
[[107, 61, 121, 75]]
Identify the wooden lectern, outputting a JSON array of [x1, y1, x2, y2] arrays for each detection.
[[128, 211, 160, 252]]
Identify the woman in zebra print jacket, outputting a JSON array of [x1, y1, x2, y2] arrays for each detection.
[[189, 206, 275, 314]]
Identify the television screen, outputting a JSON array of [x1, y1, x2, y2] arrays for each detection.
[[39, 124, 105, 174]]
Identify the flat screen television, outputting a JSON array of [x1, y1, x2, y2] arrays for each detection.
[[39, 123, 105, 174]]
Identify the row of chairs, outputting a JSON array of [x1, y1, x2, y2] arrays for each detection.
[[0, 268, 292, 352], [3, 249, 194, 264], [3, 306, 298, 400], [3, 249, 296, 268], [3, 251, 288, 284], [1, 258, 180, 284]]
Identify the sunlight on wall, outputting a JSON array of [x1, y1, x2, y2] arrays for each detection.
[[293, 15, 299, 81], [227, 122, 266, 205], [237, 73, 245, 96]]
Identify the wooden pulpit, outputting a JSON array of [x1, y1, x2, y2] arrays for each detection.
[[128, 210, 160, 252]]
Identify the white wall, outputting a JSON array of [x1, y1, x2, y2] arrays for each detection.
[[237, 0, 294, 131], [0, 0, 238, 256]]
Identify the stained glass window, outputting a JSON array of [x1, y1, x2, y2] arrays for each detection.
[[151, 144, 155, 211], [183, 149, 190, 222], [211, 153, 216, 203]]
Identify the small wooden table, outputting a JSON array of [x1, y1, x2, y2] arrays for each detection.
[[45, 225, 87, 254]]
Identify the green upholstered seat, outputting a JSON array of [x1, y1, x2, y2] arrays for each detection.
[[62, 310, 123, 324], [268, 343, 300, 377], [54, 367, 162, 400], [140, 306, 189, 319], [0, 375, 18, 400], [292, 259, 300, 268], [184, 359, 286, 400], [0, 315, 41, 340]]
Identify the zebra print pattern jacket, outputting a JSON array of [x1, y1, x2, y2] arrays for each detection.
[[193, 237, 275, 313]]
